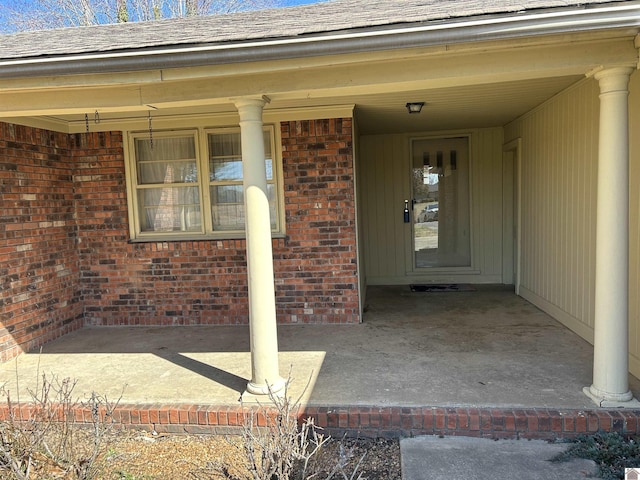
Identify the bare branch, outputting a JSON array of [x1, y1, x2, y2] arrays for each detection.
[[0, 0, 279, 32]]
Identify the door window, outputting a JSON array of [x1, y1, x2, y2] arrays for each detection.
[[411, 137, 471, 268]]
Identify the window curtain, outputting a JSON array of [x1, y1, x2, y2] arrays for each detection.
[[135, 136, 200, 232]]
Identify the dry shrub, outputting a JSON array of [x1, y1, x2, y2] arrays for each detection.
[[230, 377, 366, 480], [0, 368, 122, 480]]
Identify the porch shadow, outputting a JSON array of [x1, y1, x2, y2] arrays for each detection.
[[154, 350, 248, 397]]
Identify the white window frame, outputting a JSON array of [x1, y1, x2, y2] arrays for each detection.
[[124, 125, 285, 241]]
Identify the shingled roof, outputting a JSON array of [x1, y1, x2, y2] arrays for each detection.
[[0, 0, 633, 60]]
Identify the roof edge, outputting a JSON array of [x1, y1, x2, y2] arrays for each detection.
[[0, 2, 638, 79]]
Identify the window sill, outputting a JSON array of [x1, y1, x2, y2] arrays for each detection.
[[128, 232, 286, 243]]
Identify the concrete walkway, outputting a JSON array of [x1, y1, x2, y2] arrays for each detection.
[[401, 436, 601, 480]]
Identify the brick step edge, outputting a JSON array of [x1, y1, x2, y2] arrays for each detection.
[[1, 404, 639, 439]]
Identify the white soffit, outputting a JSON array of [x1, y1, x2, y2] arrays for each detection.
[[11, 74, 584, 135]]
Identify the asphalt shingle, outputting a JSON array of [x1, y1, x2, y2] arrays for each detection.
[[0, 0, 632, 60], [0, 0, 630, 60]]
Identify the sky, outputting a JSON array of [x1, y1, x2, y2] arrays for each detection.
[[0, 0, 330, 33], [281, 0, 325, 4], [0, 0, 326, 7]]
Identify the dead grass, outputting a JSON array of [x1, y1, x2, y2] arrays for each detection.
[[0, 371, 401, 479], [99, 431, 401, 480]]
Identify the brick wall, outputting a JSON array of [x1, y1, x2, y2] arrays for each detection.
[[78, 118, 359, 326], [0, 123, 83, 361], [74, 132, 257, 325], [276, 119, 359, 323], [0, 118, 359, 358]]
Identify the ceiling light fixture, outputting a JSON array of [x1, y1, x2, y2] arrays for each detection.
[[406, 102, 425, 114]]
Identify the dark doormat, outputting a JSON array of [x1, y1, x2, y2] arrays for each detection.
[[409, 284, 476, 292]]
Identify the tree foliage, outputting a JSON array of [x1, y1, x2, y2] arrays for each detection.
[[0, 0, 278, 33]]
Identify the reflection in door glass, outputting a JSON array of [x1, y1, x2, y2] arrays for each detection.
[[412, 137, 470, 268]]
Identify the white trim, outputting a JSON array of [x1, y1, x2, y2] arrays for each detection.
[[1, 116, 69, 132], [367, 274, 501, 285], [406, 267, 482, 275], [503, 137, 522, 294], [351, 119, 365, 322], [1, 105, 356, 135]]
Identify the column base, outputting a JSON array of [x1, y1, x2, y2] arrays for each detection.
[[243, 377, 286, 398], [583, 385, 640, 407]]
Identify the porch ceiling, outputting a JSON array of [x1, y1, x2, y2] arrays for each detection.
[[351, 75, 583, 134], [3, 26, 636, 134], [33, 74, 582, 135]]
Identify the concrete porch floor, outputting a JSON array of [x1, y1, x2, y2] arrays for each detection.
[[1, 285, 640, 437]]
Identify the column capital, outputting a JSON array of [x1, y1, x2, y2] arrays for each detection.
[[592, 66, 634, 93], [233, 95, 271, 114]]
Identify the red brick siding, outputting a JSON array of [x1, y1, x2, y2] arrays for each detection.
[[79, 119, 359, 326], [276, 119, 359, 323], [0, 124, 83, 361], [0, 118, 359, 356], [82, 239, 254, 326], [73, 132, 256, 326]]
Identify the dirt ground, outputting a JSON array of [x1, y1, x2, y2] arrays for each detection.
[[0, 377, 401, 480], [99, 432, 401, 479]]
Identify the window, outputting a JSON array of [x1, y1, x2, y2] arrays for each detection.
[[127, 126, 282, 240], [208, 130, 277, 232]]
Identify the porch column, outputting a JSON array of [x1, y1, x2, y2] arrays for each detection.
[[585, 67, 635, 405], [235, 96, 284, 396]]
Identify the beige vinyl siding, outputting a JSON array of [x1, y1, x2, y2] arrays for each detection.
[[472, 128, 504, 279], [505, 72, 640, 378], [629, 70, 640, 377], [359, 134, 409, 282], [504, 79, 599, 342], [504, 78, 600, 343], [359, 128, 504, 285]]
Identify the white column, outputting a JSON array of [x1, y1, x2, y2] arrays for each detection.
[[585, 67, 635, 406], [235, 97, 284, 396]]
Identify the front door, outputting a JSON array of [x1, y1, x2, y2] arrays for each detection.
[[411, 136, 471, 269]]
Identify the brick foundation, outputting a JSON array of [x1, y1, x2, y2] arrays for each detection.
[[1, 402, 636, 440], [0, 119, 359, 359]]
